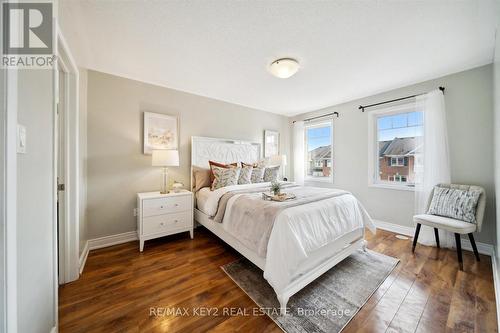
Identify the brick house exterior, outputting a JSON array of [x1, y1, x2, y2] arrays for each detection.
[[378, 137, 420, 184], [307, 145, 332, 177]]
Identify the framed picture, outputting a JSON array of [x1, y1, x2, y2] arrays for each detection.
[[143, 112, 178, 154], [264, 130, 279, 158]]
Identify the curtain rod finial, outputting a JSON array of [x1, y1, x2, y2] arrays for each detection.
[[439, 86, 445, 93], [358, 106, 364, 112]]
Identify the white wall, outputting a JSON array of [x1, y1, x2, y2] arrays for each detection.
[[292, 64, 495, 245], [86, 70, 290, 239], [16, 70, 56, 332]]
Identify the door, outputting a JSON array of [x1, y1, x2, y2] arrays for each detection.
[[57, 65, 67, 285]]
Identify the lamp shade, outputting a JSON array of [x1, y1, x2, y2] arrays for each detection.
[[269, 154, 287, 166], [152, 150, 179, 167], [281, 155, 287, 166]]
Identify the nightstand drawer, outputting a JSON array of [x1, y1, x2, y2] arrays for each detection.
[[143, 196, 190, 217], [142, 211, 190, 235]]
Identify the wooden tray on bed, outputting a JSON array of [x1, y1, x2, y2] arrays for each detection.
[[262, 192, 297, 202]]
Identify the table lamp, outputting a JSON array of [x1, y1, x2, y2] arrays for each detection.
[[152, 149, 179, 194]]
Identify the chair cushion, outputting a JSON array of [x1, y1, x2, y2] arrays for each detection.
[[414, 214, 477, 234]]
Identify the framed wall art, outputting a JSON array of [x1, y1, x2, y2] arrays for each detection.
[[264, 130, 279, 158], [143, 112, 178, 154]]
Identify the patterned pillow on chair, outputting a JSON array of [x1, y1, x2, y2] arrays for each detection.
[[427, 186, 482, 223], [263, 166, 280, 182], [211, 166, 241, 190]]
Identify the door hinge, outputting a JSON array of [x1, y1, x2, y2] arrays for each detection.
[[58, 183, 65, 191]]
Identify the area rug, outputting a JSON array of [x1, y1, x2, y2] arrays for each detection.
[[222, 250, 399, 333]]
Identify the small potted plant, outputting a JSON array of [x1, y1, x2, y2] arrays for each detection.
[[270, 181, 281, 196]]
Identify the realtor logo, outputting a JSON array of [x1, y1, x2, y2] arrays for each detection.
[[2, 1, 54, 68], [3, 2, 53, 54]]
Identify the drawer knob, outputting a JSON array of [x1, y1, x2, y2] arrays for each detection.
[[174, 220, 178, 223], [160, 206, 164, 209], [174, 204, 179, 207], [160, 222, 164, 226]]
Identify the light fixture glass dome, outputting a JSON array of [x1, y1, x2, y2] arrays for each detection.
[[268, 58, 300, 79]]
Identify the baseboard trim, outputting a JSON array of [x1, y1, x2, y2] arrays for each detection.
[[373, 219, 414, 236], [87, 231, 138, 251], [373, 219, 494, 256], [492, 250, 500, 329], [79, 241, 89, 275], [491, 252, 500, 325]]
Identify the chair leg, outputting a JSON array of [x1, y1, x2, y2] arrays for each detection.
[[455, 233, 463, 271], [468, 233, 480, 262], [434, 228, 440, 248], [412, 223, 421, 253]]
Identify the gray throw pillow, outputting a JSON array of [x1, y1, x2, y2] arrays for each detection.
[[427, 186, 481, 223], [250, 166, 265, 183], [238, 165, 253, 185], [211, 166, 241, 190], [263, 166, 280, 182]]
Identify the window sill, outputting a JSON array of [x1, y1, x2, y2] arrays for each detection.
[[305, 177, 333, 184], [369, 183, 415, 192]]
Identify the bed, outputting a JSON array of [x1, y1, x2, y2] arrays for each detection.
[[191, 136, 376, 315]]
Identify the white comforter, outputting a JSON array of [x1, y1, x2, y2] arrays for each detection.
[[197, 183, 376, 295]]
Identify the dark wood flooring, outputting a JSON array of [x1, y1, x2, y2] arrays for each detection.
[[59, 228, 497, 333]]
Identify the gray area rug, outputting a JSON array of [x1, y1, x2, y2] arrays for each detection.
[[222, 250, 399, 333]]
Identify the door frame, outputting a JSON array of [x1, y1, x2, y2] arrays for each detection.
[[3, 64, 18, 333], [54, 24, 80, 289]]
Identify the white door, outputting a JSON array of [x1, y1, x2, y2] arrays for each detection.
[[57, 65, 67, 285]]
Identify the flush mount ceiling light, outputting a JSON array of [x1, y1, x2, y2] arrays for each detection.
[[268, 58, 300, 79]]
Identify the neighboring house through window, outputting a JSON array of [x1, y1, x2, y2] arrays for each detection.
[[305, 120, 333, 182], [369, 103, 423, 189]]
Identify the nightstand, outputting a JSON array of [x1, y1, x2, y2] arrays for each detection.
[[137, 190, 193, 252]]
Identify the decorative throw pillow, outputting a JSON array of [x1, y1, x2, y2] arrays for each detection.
[[211, 166, 241, 190], [209, 160, 238, 183], [263, 166, 280, 182], [193, 168, 211, 192], [427, 186, 481, 223], [250, 166, 265, 183], [238, 165, 253, 185]]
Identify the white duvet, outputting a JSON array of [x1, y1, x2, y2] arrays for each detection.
[[196, 183, 376, 295]]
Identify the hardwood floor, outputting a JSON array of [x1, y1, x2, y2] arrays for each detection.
[[59, 228, 497, 333]]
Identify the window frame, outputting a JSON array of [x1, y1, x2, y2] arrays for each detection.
[[367, 103, 421, 191], [304, 119, 334, 184]]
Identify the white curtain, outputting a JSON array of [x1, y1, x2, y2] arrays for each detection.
[[414, 89, 452, 247], [293, 121, 305, 185]]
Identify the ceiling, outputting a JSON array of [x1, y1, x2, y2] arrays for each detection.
[[59, 1, 498, 116]]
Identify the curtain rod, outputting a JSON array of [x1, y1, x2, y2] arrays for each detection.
[[358, 86, 445, 112], [292, 111, 339, 124]]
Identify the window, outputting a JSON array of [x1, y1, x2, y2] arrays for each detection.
[[389, 157, 406, 166], [369, 104, 423, 189], [305, 121, 333, 182]]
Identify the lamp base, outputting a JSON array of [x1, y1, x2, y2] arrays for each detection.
[[160, 167, 169, 194]]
